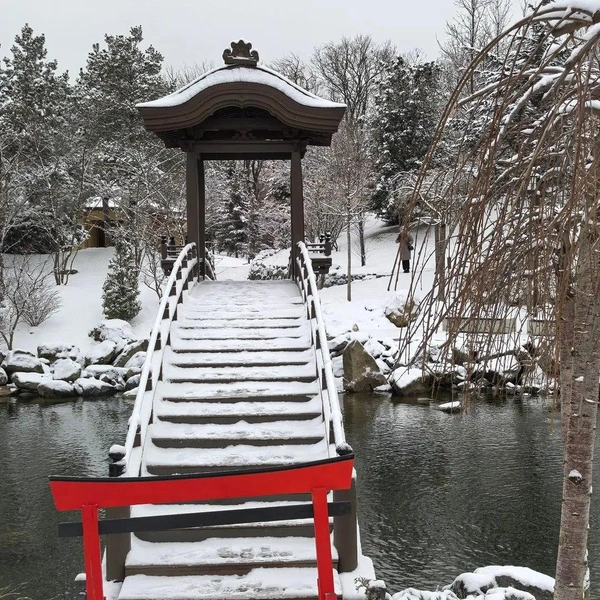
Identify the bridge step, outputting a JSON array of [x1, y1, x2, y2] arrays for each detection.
[[176, 317, 305, 329], [143, 440, 330, 476], [179, 304, 306, 321], [163, 364, 316, 384], [170, 333, 311, 353], [131, 501, 328, 543], [149, 419, 324, 449], [164, 348, 314, 368], [118, 568, 341, 600], [124, 535, 338, 577], [173, 324, 310, 341], [157, 380, 320, 403]]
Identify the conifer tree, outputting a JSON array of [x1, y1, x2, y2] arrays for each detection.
[[370, 58, 442, 223], [102, 237, 141, 321]]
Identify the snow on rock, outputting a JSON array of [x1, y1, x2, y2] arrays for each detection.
[[84, 365, 128, 381], [0, 367, 8, 386], [37, 343, 81, 363], [85, 340, 117, 366], [89, 319, 137, 348], [12, 372, 51, 391], [384, 291, 420, 328], [3, 350, 45, 375], [389, 368, 427, 396], [53, 358, 82, 382], [38, 380, 77, 398], [125, 351, 147, 371], [392, 589, 459, 600], [446, 566, 554, 600], [73, 377, 116, 397], [125, 374, 141, 391], [436, 400, 461, 413], [343, 340, 387, 393], [123, 387, 138, 399], [113, 339, 149, 368]]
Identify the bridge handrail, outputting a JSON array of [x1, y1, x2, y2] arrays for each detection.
[[122, 243, 197, 477], [295, 242, 350, 457]]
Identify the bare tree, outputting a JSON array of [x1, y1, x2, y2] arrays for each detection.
[[270, 53, 320, 93], [312, 34, 395, 122], [398, 3, 600, 598], [0, 256, 60, 348]]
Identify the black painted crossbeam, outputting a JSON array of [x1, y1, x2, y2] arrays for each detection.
[[58, 501, 351, 538]]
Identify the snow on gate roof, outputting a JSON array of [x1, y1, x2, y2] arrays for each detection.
[[136, 40, 346, 146]]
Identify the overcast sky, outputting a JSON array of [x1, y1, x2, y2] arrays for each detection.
[[0, 0, 484, 79]]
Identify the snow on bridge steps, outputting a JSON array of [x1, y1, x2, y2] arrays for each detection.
[[48, 244, 367, 599]]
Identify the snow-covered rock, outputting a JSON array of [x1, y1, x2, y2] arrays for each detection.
[[436, 400, 461, 413], [73, 378, 116, 397], [3, 350, 45, 375], [113, 339, 149, 368], [384, 292, 419, 328], [392, 589, 459, 600], [389, 367, 428, 396], [123, 387, 138, 399], [124, 351, 147, 372], [328, 334, 349, 357], [12, 372, 51, 391], [125, 374, 141, 391], [89, 319, 137, 350], [343, 340, 387, 393], [85, 340, 117, 366], [38, 380, 77, 398], [0, 367, 8, 386], [446, 566, 554, 600], [53, 358, 82, 382], [84, 365, 128, 380], [37, 343, 81, 363]]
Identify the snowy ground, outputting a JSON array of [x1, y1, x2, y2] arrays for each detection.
[[7, 217, 428, 361]]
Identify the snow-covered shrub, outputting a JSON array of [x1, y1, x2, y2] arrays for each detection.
[[248, 249, 289, 281], [102, 239, 141, 321]]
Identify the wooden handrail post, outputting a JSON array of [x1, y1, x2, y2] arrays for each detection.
[[105, 505, 130, 582], [312, 488, 336, 600], [333, 475, 358, 572], [82, 504, 104, 600]]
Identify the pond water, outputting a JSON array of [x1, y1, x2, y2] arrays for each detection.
[[343, 392, 600, 597], [1, 393, 599, 599]]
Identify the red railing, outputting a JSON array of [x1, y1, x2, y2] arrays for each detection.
[[49, 455, 354, 600]]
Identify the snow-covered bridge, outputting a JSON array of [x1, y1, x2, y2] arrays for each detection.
[[49, 41, 374, 600]]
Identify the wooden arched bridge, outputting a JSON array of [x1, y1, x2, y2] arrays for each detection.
[[49, 42, 374, 600]]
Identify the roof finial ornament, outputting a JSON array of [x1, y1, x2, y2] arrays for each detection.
[[223, 40, 259, 66]]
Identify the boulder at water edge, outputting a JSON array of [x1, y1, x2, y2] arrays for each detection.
[[38, 380, 77, 398], [445, 566, 554, 600], [12, 372, 51, 391], [85, 340, 117, 367], [73, 378, 116, 397], [343, 340, 387, 393], [53, 358, 82, 382], [0, 367, 8, 386], [113, 339, 149, 368], [3, 350, 45, 375], [389, 367, 428, 396], [384, 292, 419, 328]]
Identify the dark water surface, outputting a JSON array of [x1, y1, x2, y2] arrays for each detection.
[[343, 393, 600, 597], [1, 393, 600, 599], [0, 397, 130, 600]]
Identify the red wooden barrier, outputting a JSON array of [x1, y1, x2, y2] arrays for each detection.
[[49, 455, 354, 600]]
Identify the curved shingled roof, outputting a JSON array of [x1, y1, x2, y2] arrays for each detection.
[[136, 63, 346, 138]]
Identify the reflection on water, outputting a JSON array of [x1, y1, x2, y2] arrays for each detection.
[[2, 393, 600, 599], [0, 398, 130, 600], [343, 393, 600, 594]]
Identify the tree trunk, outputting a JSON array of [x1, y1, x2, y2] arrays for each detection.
[[555, 239, 600, 600], [358, 212, 366, 267], [346, 213, 352, 302], [435, 223, 447, 302]]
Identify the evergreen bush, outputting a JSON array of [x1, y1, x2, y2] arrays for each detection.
[[102, 239, 141, 321]]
